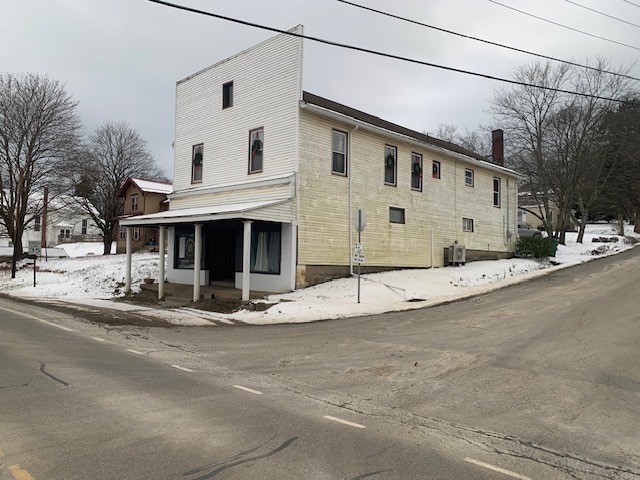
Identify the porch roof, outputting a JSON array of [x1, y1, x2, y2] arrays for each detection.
[[119, 199, 290, 227]]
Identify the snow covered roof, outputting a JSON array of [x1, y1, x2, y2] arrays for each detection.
[[119, 199, 289, 226], [131, 178, 172, 194], [117, 177, 173, 197]]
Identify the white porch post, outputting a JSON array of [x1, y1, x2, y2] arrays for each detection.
[[158, 226, 165, 300], [125, 226, 132, 294], [242, 220, 252, 302], [193, 223, 202, 302]]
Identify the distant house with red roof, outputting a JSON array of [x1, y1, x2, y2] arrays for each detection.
[[116, 177, 172, 253]]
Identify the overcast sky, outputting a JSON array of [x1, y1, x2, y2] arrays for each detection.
[[2, 0, 639, 177]]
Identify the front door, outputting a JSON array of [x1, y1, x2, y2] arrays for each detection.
[[210, 226, 237, 282]]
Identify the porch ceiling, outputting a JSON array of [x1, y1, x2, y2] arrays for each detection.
[[119, 199, 291, 227]]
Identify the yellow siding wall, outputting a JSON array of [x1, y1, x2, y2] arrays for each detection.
[[298, 111, 517, 268]]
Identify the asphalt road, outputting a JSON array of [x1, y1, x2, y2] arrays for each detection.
[[2, 247, 640, 479]]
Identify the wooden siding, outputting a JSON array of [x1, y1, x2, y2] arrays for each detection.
[[173, 28, 303, 198], [297, 110, 517, 267], [170, 183, 293, 211]]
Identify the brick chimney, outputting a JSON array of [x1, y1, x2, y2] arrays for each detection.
[[491, 129, 504, 166]]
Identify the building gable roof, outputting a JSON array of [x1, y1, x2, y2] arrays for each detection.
[[117, 177, 173, 198], [301, 91, 515, 175]]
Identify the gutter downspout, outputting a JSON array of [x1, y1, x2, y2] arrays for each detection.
[[348, 124, 359, 276]]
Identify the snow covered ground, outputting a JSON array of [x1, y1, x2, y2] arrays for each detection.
[[0, 225, 637, 326]]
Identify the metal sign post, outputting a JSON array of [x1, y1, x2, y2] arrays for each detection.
[[353, 209, 367, 303]]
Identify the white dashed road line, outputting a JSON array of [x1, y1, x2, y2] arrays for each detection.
[[126, 349, 144, 355], [172, 365, 194, 372], [233, 385, 263, 395], [464, 458, 531, 480], [323, 415, 366, 429]]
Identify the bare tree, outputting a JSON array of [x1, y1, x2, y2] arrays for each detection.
[[74, 121, 166, 255], [490, 60, 631, 243], [430, 124, 490, 156], [0, 73, 82, 277]]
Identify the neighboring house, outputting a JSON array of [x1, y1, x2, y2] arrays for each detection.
[[0, 193, 102, 251], [121, 26, 519, 299], [518, 192, 576, 232], [116, 177, 172, 253]]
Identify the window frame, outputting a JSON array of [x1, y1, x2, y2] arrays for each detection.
[[248, 127, 264, 174], [34, 215, 41, 232], [462, 217, 474, 232], [389, 206, 406, 224], [493, 177, 501, 207], [432, 160, 441, 179], [222, 81, 233, 109], [250, 222, 282, 275], [131, 194, 139, 212], [81, 219, 88, 235], [411, 152, 423, 192], [384, 145, 397, 186], [465, 168, 474, 187], [192, 143, 203, 184], [133, 227, 140, 241], [119, 226, 126, 241], [331, 129, 348, 176]]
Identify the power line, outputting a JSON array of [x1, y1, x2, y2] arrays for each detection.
[[338, 0, 640, 82], [487, 0, 640, 51], [144, 0, 631, 103], [565, 0, 640, 29], [621, 0, 640, 8]]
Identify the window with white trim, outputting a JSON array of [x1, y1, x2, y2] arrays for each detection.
[[384, 145, 397, 186], [133, 227, 140, 241], [34, 215, 41, 232], [411, 152, 423, 191], [192, 144, 203, 183], [131, 194, 139, 212], [462, 217, 474, 232], [465, 168, 474, 187], [81, 219, 88, 235], [119, 226, 126, 240], [493, 177, 501, 207], [332, 129, 347, 175], [248, 127, 264, 173]]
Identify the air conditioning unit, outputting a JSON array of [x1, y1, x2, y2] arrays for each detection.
[[448, 244, 466, 266]]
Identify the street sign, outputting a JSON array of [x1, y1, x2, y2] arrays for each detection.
[[353, 253, 365, 263], [353, 209, 367, 233], [353, 242, 363, 254], [28, 241, 41, 257]]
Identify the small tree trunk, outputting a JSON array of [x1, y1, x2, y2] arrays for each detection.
[[10, 236, 24, 279], [576, 212, 587, 244], [102, 235, 113, 255], [618, 212, 625, 236]]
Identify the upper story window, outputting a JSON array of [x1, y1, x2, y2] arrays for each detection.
[[332, 129, 347, 175], [34, 215, 41, 232], [249, 128, 264, 174], [411, 152, 423, 192], [131, 194, 139, 212], [384, 145, 397, 186], [192, 144, 203, 183], [493, 177, 501, 207], [465, 168, 474, 187], [463, 217, 474, 232], [222, 81, 233, 109], [432, 160, 441, 179], [81, 219, 88, 235]]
